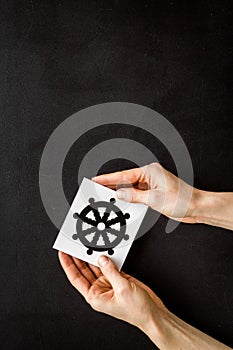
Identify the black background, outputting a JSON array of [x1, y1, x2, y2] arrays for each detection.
[[1, 0, 233, 349]]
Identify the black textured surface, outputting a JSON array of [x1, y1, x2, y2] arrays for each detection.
[[1, 1, 233, 349]]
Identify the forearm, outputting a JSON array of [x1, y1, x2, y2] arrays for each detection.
[[192, 190, 233, 230], [141, 308, 232, 350]]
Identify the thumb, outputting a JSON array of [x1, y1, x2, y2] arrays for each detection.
[[116, 188, 150, 205], [98, 256, 128, 291]]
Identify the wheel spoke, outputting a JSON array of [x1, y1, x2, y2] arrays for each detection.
[[102, 231, 111, 245], [82, 227, 96, 236], [106, 216, 121, 227], [106, 227, 120, 236], [77, 212, 97, 227], [92, 208, 101, 223], [102, 209, 110, 223], [91, 232, 101, 245]]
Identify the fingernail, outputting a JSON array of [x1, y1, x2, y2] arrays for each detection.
[[98, 255, 109, 267], [116, 189, 126, 199], [91, 177, 96, 181]]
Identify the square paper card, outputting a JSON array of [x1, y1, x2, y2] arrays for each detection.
[[53, 177, 148, 270]]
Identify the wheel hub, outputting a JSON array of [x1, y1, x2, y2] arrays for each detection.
[[97, 222, 106, 231]]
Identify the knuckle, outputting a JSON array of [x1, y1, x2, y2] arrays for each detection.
[[151, 162, 161, 169], [121, 172, 128, 184], [116, 282, 130, 295], [117, 286, 127, 295]]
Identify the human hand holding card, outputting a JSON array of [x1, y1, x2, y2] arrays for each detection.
[[53, 178, 148, 270]]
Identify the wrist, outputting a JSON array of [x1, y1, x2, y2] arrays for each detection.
[[140, 306, 195, 350], [190, 189, 233, 230], [140, 306, 231, 350], [139, 306, 174, 350], [191, 188, 219, 224], [190, 188, 206, 222]]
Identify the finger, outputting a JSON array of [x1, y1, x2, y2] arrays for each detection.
[[58, 251, 90, 297], [88, 263, 103, 278], [72, 257, 96, 284], [98, 256, 129, 291], [92, 168, 142, 188], [116, 187, 150, 205]]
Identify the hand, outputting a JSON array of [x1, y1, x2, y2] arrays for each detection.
[[58, 252, 231, 349], [93, 162, 197, 223], [93, 162, 233, 231], [58, 252, 165, 330]]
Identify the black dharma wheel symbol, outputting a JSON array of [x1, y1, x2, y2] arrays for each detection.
[[72, 197, 130, 255]]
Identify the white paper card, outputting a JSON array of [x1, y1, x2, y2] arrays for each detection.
[[53, 178, 148, 270]]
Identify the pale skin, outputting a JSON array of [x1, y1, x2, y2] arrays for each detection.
[[59, 162, 233, 349]]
